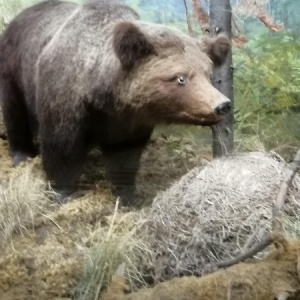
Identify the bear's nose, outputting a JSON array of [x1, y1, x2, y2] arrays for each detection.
[[214, 101, 232, 116]]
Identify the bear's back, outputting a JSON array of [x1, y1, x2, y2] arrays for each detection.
[[0, 0, 139, 108], [0, 1, 75, 74]]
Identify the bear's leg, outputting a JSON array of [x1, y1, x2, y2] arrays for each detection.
[[102, 136, 151, 206], [1, 78, 36, 165], [40, 125, 88, 202]]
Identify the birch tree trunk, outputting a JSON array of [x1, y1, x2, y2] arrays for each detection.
[[209, 0, 234, 157]]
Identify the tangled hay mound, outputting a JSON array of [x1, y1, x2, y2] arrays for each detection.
[[101, 237, 300, 300], [136, 151, 300, 282]]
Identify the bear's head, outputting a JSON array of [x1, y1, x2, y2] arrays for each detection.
[[113, 21, 231, 126]]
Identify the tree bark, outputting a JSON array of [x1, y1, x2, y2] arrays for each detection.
[[209, 0, 234, 157]]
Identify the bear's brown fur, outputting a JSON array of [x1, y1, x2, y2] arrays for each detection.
[[0, 0, 231, 203]]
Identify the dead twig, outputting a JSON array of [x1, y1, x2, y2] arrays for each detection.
[[106, 197, 120, 241]]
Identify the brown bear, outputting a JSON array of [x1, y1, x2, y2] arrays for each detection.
[[0, 0, 231, 204]]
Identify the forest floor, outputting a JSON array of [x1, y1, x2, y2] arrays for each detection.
[[0, 116, 212, 299], [1, 114, 300, 300]]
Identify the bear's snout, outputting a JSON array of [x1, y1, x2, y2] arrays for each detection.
[[214, 100, 232, 116]]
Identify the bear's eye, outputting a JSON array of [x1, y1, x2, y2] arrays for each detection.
[[177, 75, 186, 85]]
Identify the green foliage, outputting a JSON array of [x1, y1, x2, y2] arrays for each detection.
[[235, 33, 300, 115], [234, 32, 300, 155]]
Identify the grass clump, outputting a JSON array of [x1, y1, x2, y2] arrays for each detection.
[[0, 159, 51, 246], [72, 200, 150, 300]]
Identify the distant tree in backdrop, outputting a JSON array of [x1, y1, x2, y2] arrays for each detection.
[[183, 0, 287, 157]]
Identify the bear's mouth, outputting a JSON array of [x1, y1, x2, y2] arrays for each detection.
[[169, 112, 224, 126]]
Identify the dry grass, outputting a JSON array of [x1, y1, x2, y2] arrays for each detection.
[[72, 200, 151, 300], [136, 151, 300, 282], [0, 158, 52, 247], [235, 133, 267, 152]]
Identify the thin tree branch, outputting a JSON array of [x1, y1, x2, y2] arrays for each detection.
[[216, 235, 273, 268], [183, 0, 194, 36], [272, 148, 300, 232], [215, 148, 300, 269]]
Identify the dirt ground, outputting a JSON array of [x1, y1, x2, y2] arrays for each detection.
[[1, 113, 299, 300], [0, 117, 212, 299], [102, 236, 300, 300]]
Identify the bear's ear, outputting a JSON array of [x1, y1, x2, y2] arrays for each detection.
[[113, 22, 156, 71], [203, 34, 231, 66]]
